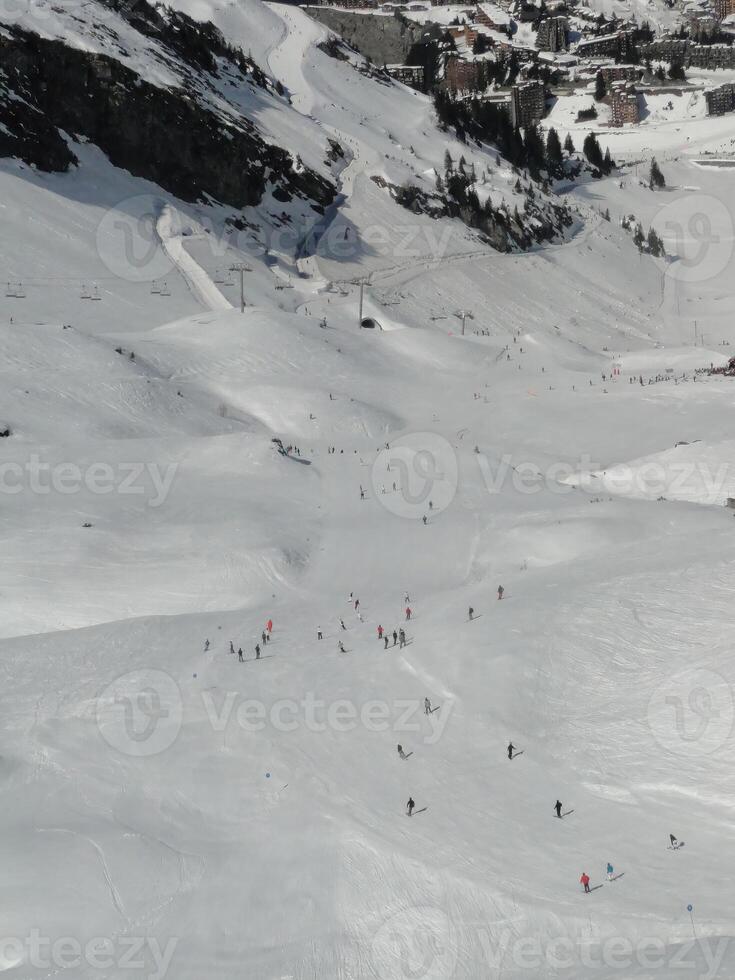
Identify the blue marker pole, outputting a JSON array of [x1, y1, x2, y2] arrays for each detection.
[[687, 904, 696, 939]]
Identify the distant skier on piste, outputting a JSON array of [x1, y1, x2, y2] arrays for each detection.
[[238, 647, 243, 662], [392, 630, 398, 646], [669, 834, 679, 848], [424, 697, 432, 715], [555, 800, 563, 818], [507, 742, 514, 760], [497, 585, 504, 600], [468, 606, 474, 621], [405, 607, 412, 620], [580, 872, 590, 894], [204, 639, 210, 652], [254, 644, 260, 659], [399, 628, 406, 648], [397, 745, 406, 760], [607, 863, 614, 881], [377, 625, 383, 639], [407, 797, 415, 817]]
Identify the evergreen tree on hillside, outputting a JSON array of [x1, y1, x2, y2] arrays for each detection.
[[523, 124, 546, 177], [546, 127, 563, 172], [647, 226, 664, 256], [633, 222, 645, 250], [650, 157, 665, 189], [583, 132, 604, 171], [594, 72, 607, 101], [564, 132, 575, 155]]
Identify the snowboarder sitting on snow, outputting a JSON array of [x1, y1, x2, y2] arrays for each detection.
[[555, 800, 563, 818], [407, 797, 415, 817], [580, 872, 590, 894]]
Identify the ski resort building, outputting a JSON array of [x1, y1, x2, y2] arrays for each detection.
[[385, 64, 425, 89], [510, 80, 545, 127], [609, 82, 640, 125], [576, 29, 635, 60], [713, 0, 735, 20], [445, 55, 483, 91], [475, 1, 511, 32], [536, 15, 569, 52], [705, 81, 735, 114]]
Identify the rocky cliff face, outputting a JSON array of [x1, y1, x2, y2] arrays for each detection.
[[0, 7, 334, 214], [309, 8, 425, 65]]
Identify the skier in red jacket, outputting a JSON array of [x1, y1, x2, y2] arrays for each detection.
[[580, 872, 590, 894]]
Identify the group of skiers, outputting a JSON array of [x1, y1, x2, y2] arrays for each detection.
[[205, 618, 273, 663], [321, 594, 414, 652]]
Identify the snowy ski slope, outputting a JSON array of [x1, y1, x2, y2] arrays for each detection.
[[2, 0, 735, 978]]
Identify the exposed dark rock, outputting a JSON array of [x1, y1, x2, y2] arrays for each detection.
[[0, 23, 334, 212]]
